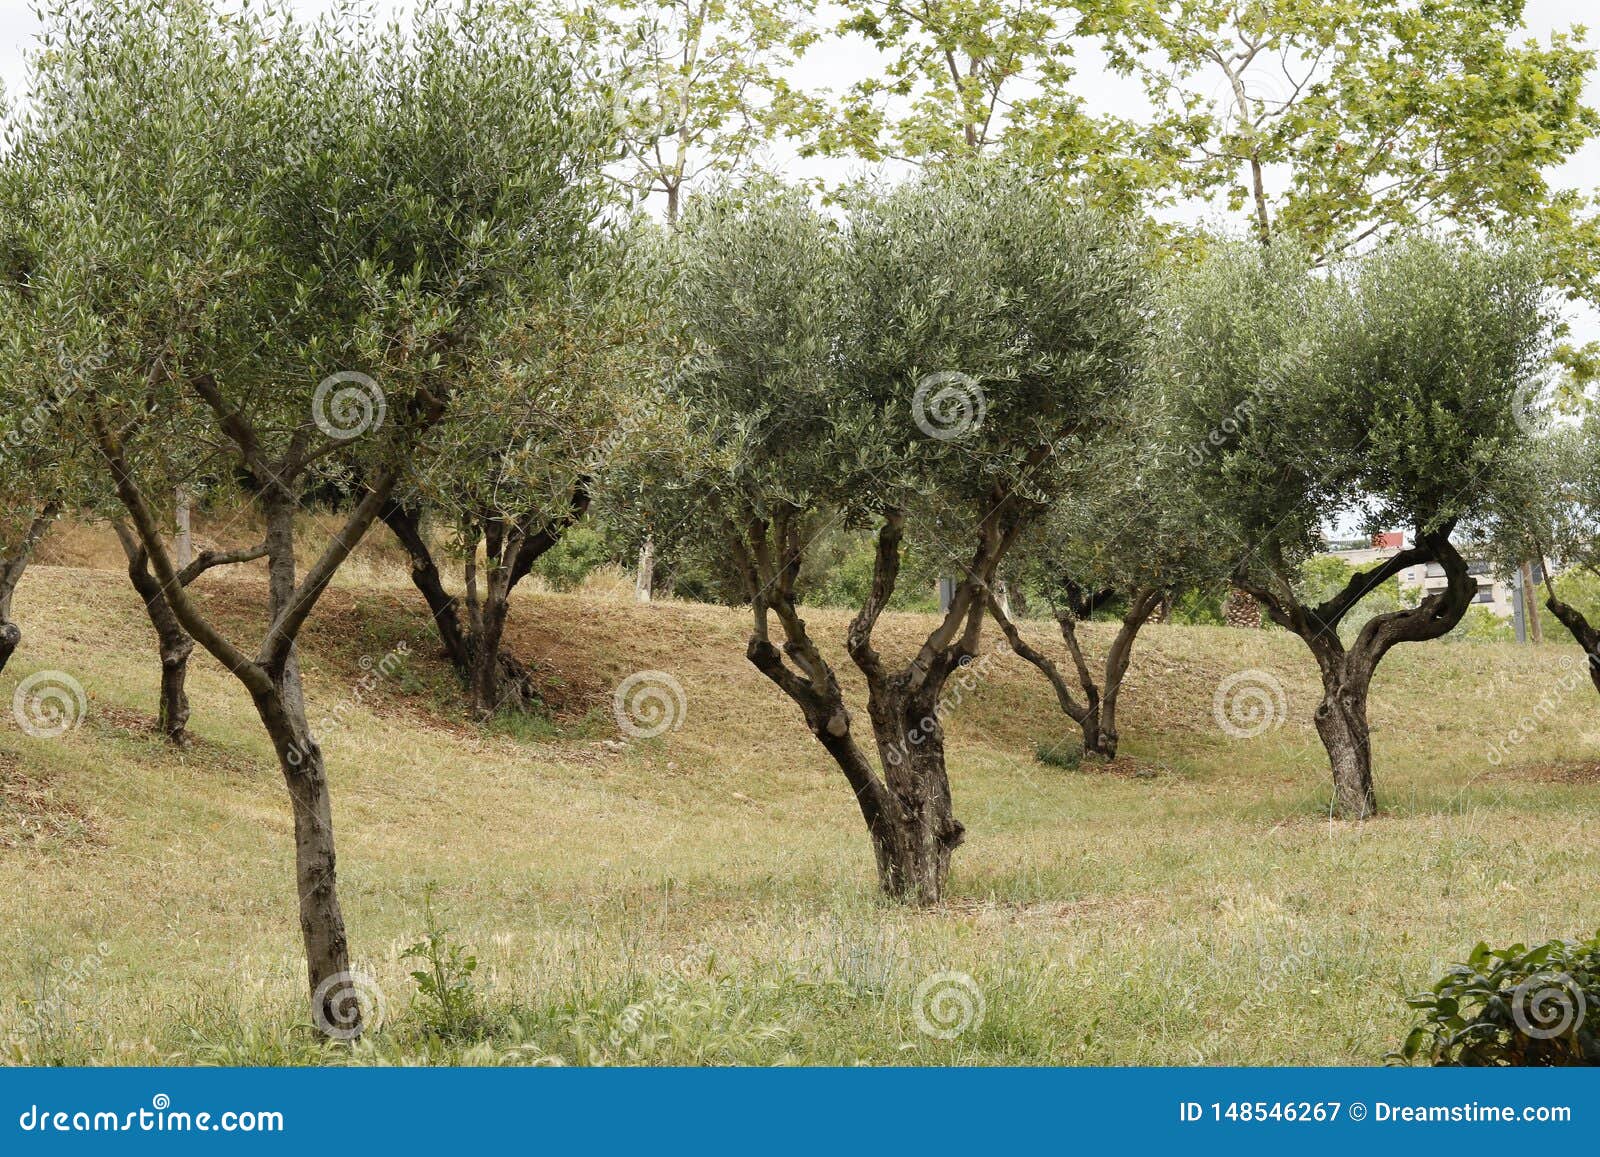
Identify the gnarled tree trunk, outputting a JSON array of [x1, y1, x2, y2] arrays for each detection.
[[1310, 650, 1376, 819], [867, 677, 965, 902], [380, 490, 586, 719], [114, 522, 195, 745], [733, 502, 1016, 905], [1543, 588, 1600, 695], [1237, 528, 1474, 820], [989, 585, 1164, 759]]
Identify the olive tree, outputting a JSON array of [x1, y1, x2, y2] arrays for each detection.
[[1167, 236, 1553, 819], [1, 141, 236, 740], [378, 275, 650, 718], [21, 0, 609, 1033], [1482, 417, 1600, 693], [668, 167, 1148, 903], [0, 381, 69, 674], [108, 477, 268, 746], [988, 429, 1222, 759], [0, 141, 86, 675]]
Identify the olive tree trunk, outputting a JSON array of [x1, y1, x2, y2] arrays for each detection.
[[114, 522, 195, 744], [97, 403, 432, 1039], [1543, 588, 1600, 695], [113, 519, 270, 746], [379, 491, 587, 719], [1237, 529, 1474, 820], [989, 586, 1163, 759], [733, 505, 1015, 905]]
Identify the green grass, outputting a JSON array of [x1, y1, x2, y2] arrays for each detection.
[[2, 564, 1597, 1065]]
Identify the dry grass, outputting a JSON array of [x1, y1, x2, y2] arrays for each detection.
[[1, 556, 1597, 1065]]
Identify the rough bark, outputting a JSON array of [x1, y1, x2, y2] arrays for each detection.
[[0, 504, 60, 675], [733, 497, 1019, 905], [1236, 528, 1474, 820], [1543, 587, 1600, 695], [113, 521, 196, 745], [381, 487, 588, 719], [866, 679, 965, 903]]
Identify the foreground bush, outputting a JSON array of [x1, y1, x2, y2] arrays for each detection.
[[1399, 935, 1600, 1066]]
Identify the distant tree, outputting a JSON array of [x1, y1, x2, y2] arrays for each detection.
[[560, 0, 817, 221], [22, 1, 610, 1033], [378, 273, 651, 718], [1483, 417, 1600, 690], [1098, 0, 1600, 284], [1168, 236, 1554, 819], [988, 422, 1222, 759], [665, 168, 1148, 902], [789, 0, 1191, 213], [107, 485, 268, 747]]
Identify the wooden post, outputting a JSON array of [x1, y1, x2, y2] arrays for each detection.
[[635, 536, 654, 603], [1521, 560, 1543, 644]]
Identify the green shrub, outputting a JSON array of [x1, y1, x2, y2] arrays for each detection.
[[1448, 605, 1515, 643], [1034, 739, 1083, 771], [1167, 585, 1225, 626], [1397, 934, 1600, 1066], [535, 524, 611, 592]]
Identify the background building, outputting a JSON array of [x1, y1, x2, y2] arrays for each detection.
[[1319, 533, 1538, 621]]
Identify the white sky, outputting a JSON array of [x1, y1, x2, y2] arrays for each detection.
[[1, 0, 1595, 336]]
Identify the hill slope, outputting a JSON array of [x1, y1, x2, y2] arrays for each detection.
[[2, 564, 1597, 1064]]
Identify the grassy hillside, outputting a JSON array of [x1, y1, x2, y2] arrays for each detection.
[[2, 557, 1597, 1065]]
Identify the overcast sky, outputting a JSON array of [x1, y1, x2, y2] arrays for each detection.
[[1, 0, 1595, 334]]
